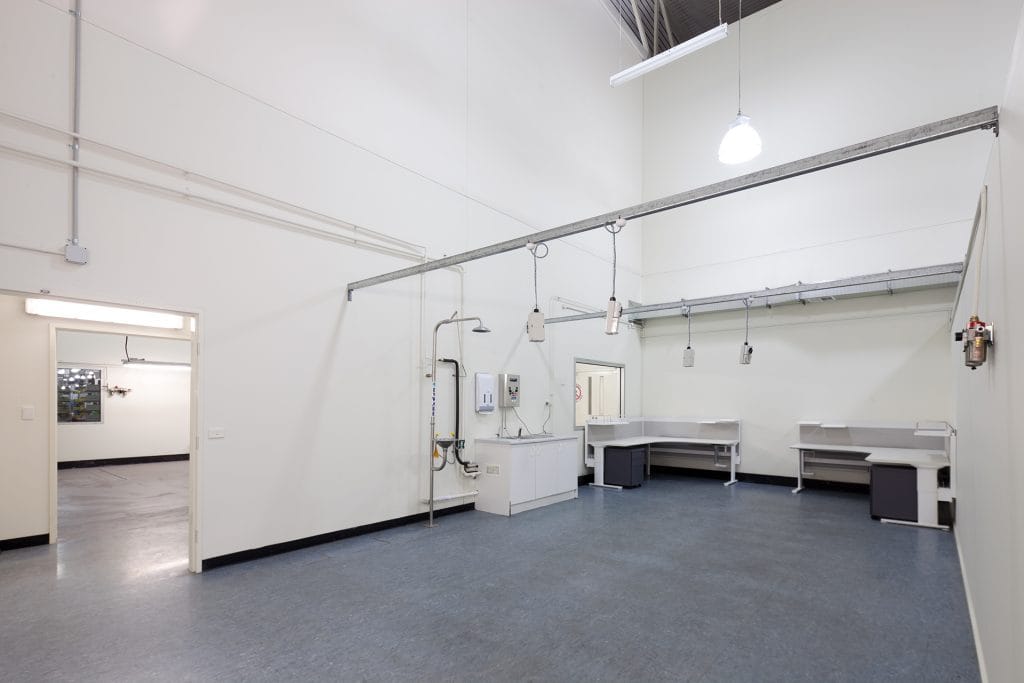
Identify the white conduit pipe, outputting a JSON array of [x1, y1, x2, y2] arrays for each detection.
[[972, 186, 988, 316], [0, 108, 424, 255], [0, 140, 466, 269], [0, 241, 63, 257], [0, 141, 418, 260]]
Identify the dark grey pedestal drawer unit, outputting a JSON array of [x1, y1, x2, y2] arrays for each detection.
[[605, 446, 645, 488]]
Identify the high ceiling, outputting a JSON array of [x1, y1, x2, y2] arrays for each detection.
[[608, 0, 784, 58]]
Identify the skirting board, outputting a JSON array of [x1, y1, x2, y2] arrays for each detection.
[[954, 528, 989, 683], [0, 533, 48, 551], [202, 502, 475, 571], [58, 453, 189, 469]]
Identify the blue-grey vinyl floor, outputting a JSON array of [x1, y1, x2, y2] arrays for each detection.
[[0, 463, 978, 681]]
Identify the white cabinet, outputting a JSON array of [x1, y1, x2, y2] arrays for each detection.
[[474, 435, 579, 516]]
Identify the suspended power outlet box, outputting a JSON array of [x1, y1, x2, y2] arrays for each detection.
[[605, 298, 622, 335], [527, 309, 545, 342], [683, 346, 695, 367], [740, 342, 754, 365]]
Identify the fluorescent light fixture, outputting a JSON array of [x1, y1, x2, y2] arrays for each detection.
[[25, 298, 185, 329], [718, 114, 762, 164], [122, 359, 190, 367], [610, 24, 728, 87]]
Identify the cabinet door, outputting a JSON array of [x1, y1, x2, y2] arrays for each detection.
[[555, 439, 580, 492], [508, 447, 536, 504], [535, 440, 577, 498]]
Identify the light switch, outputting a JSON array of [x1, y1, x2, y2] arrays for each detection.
[[207, 427, 225, 439], [21, 406, 35, 420]]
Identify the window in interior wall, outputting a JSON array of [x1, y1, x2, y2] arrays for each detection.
[[57, 367, 102, 423], [574, 360, 624, 428]]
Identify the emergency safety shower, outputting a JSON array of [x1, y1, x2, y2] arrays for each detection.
[[427, 312, 490, 528]]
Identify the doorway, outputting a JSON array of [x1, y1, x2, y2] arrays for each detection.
[[54, 329, 194, 577], [574, 359, 624, 427]]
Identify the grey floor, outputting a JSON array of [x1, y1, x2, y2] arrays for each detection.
[[0, 464, 977, 682]]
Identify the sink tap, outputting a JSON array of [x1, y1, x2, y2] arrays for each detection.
[[518, 428, 523, 438]]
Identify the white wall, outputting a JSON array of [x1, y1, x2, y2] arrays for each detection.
[[0, 294, 50, 541], [640, 0, 1022, 302], [642, 288, 954, 477], [56, 331, 190, 462], [951, 12, 1024, 680], [0, 0, 645, 555]]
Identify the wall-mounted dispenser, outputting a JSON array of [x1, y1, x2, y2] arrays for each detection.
[[475, 372, 496, 413], [498, 373, 520, 407]]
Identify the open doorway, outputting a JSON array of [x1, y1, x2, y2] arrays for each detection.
[[574, 359, 624, 427], [55, 329, 193, 578]]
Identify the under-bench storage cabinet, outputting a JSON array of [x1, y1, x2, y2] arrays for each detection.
[[474, 435, 579, 516]]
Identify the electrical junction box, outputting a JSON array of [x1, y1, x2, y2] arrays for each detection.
[[64, 243, 88, 264], [475, 373, 495, 413], [498, 373, 520, 407], [527, 309, 545, 343]]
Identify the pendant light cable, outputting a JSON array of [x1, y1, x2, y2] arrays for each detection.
[[529, 242, 549, 310], [686, 306, 692, 346], [744, 298, 750, 343], [737, 0, 743, 115], [606, 219, 624, 298]]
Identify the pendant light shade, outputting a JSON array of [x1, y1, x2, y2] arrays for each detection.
[[719, 0, 761, 165], [718, 114, 762, 164]]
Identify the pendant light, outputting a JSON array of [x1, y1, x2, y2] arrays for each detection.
[[718, 0, 762, 164]]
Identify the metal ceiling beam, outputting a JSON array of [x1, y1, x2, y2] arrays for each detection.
[[346, 106, 997, 299], [544, 262, 963, 324]]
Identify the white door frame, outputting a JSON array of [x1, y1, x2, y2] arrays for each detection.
[[47, 315, 201, 573]]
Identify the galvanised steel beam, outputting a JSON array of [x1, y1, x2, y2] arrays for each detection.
[[346, 107, 996, 299], [545, 262, 964, 324]]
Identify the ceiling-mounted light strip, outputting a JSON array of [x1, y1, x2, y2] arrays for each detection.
[[121, 359, 190, 367], [610, 23, 728, 87], [25, 298, 186, 329]]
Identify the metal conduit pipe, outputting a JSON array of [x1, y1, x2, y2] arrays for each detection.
[[0, 108, 424, 255], [68, 0, 84, 259]]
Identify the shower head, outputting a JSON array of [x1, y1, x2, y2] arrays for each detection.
[[472, 323, 490, 333]]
